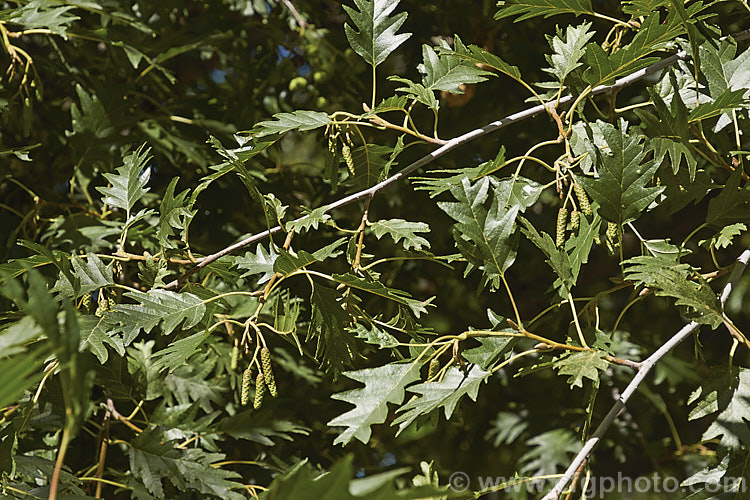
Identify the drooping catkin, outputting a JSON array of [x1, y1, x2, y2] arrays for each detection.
[[113, 260, 123, 279], [254, 372, 265, 409], [556, 207, 568, 247], [606, 221, 618, 240], [570, 209, 580, 230], [342, 144, 354, 174], [95, 290, 108, 317], [427, 358, 440, 380], [230, 341, 239, 371], [240, 366, 252, 406], [261, 347, 278, 397], [574, 183, 591, 216], [605, 222, 619, 254], [81, 293, 92, 313]]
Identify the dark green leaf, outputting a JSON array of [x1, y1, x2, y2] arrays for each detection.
[[577, 120, 663, 224], [688, 367, 750, 449], [254, 110, 331, 137], [495, 0, 596, 21], [623, 255, 723, 327]]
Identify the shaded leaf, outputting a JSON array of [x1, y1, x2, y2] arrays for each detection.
[[128, 429, 244, 499], [308, 284, 358, 375], [158, 177, 195, 249], [520, 217, 574, 290], [583, 14, 684, 87], [349, 322, 400, 348], [706, 169, 750, 228], [688, 367, 750, 449]]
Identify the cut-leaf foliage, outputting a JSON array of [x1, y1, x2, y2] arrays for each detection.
[[577, 120, 663, 224], [158, 177, 195, 249], [583, 13, 684, 87], [128, 429, 244, 499], [495, 0, 597, 21], [623, 255, 722, 327], [437, 176, 519, 290], [394, 365, 491, 433], [97, 145, 152, 218], [520, 218, 574, 291], [544, 22, 595, 83], [308, 284, 358, 375], [688, 367, 750, 449], [553, 351, 608, 388], [254, 110, 331, 137], [105, 289, 206, 345], [420, 37, 492, 93], [706, 169, 750, 228], [262, 455, 444, 499], [370, 218, 431, 251], [344, 0, 411, 68], [328, 362, 420, 445]]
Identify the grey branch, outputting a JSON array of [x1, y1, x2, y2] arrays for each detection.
[[542, 249, 750, 500], [164, 28, 750, 290]]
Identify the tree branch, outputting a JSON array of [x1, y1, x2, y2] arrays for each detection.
[[542, 248, 750, 500], [164, 29, 750, 290]]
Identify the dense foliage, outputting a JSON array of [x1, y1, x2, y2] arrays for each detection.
[[1, 0, 750, 498]]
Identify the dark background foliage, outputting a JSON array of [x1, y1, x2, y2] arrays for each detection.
[[2, 0, 750, 499]]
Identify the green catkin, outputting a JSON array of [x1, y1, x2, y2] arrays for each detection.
[[113, 260, 123, 279], [261, 347, 278, 397], [240, 367, 252, 406], [427, 358, 440, 380], [95, 290, 108, 317], [230, 341, 239, 371], [556, 207, 568, 247], [574, 183, 591, 216], [108, 295, 116, 309], [342, 144, 354, 174], [606, 221, 618, 239], [570, 209, 580, 230], [605, 222, 619, 253], [81, 293, 92, 312], [254, 372, 265, 409]]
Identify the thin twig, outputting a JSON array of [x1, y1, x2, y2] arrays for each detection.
[[542, 248, 750, 500], [281, 0, 308, 29], [164, 28, 750, 290]]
